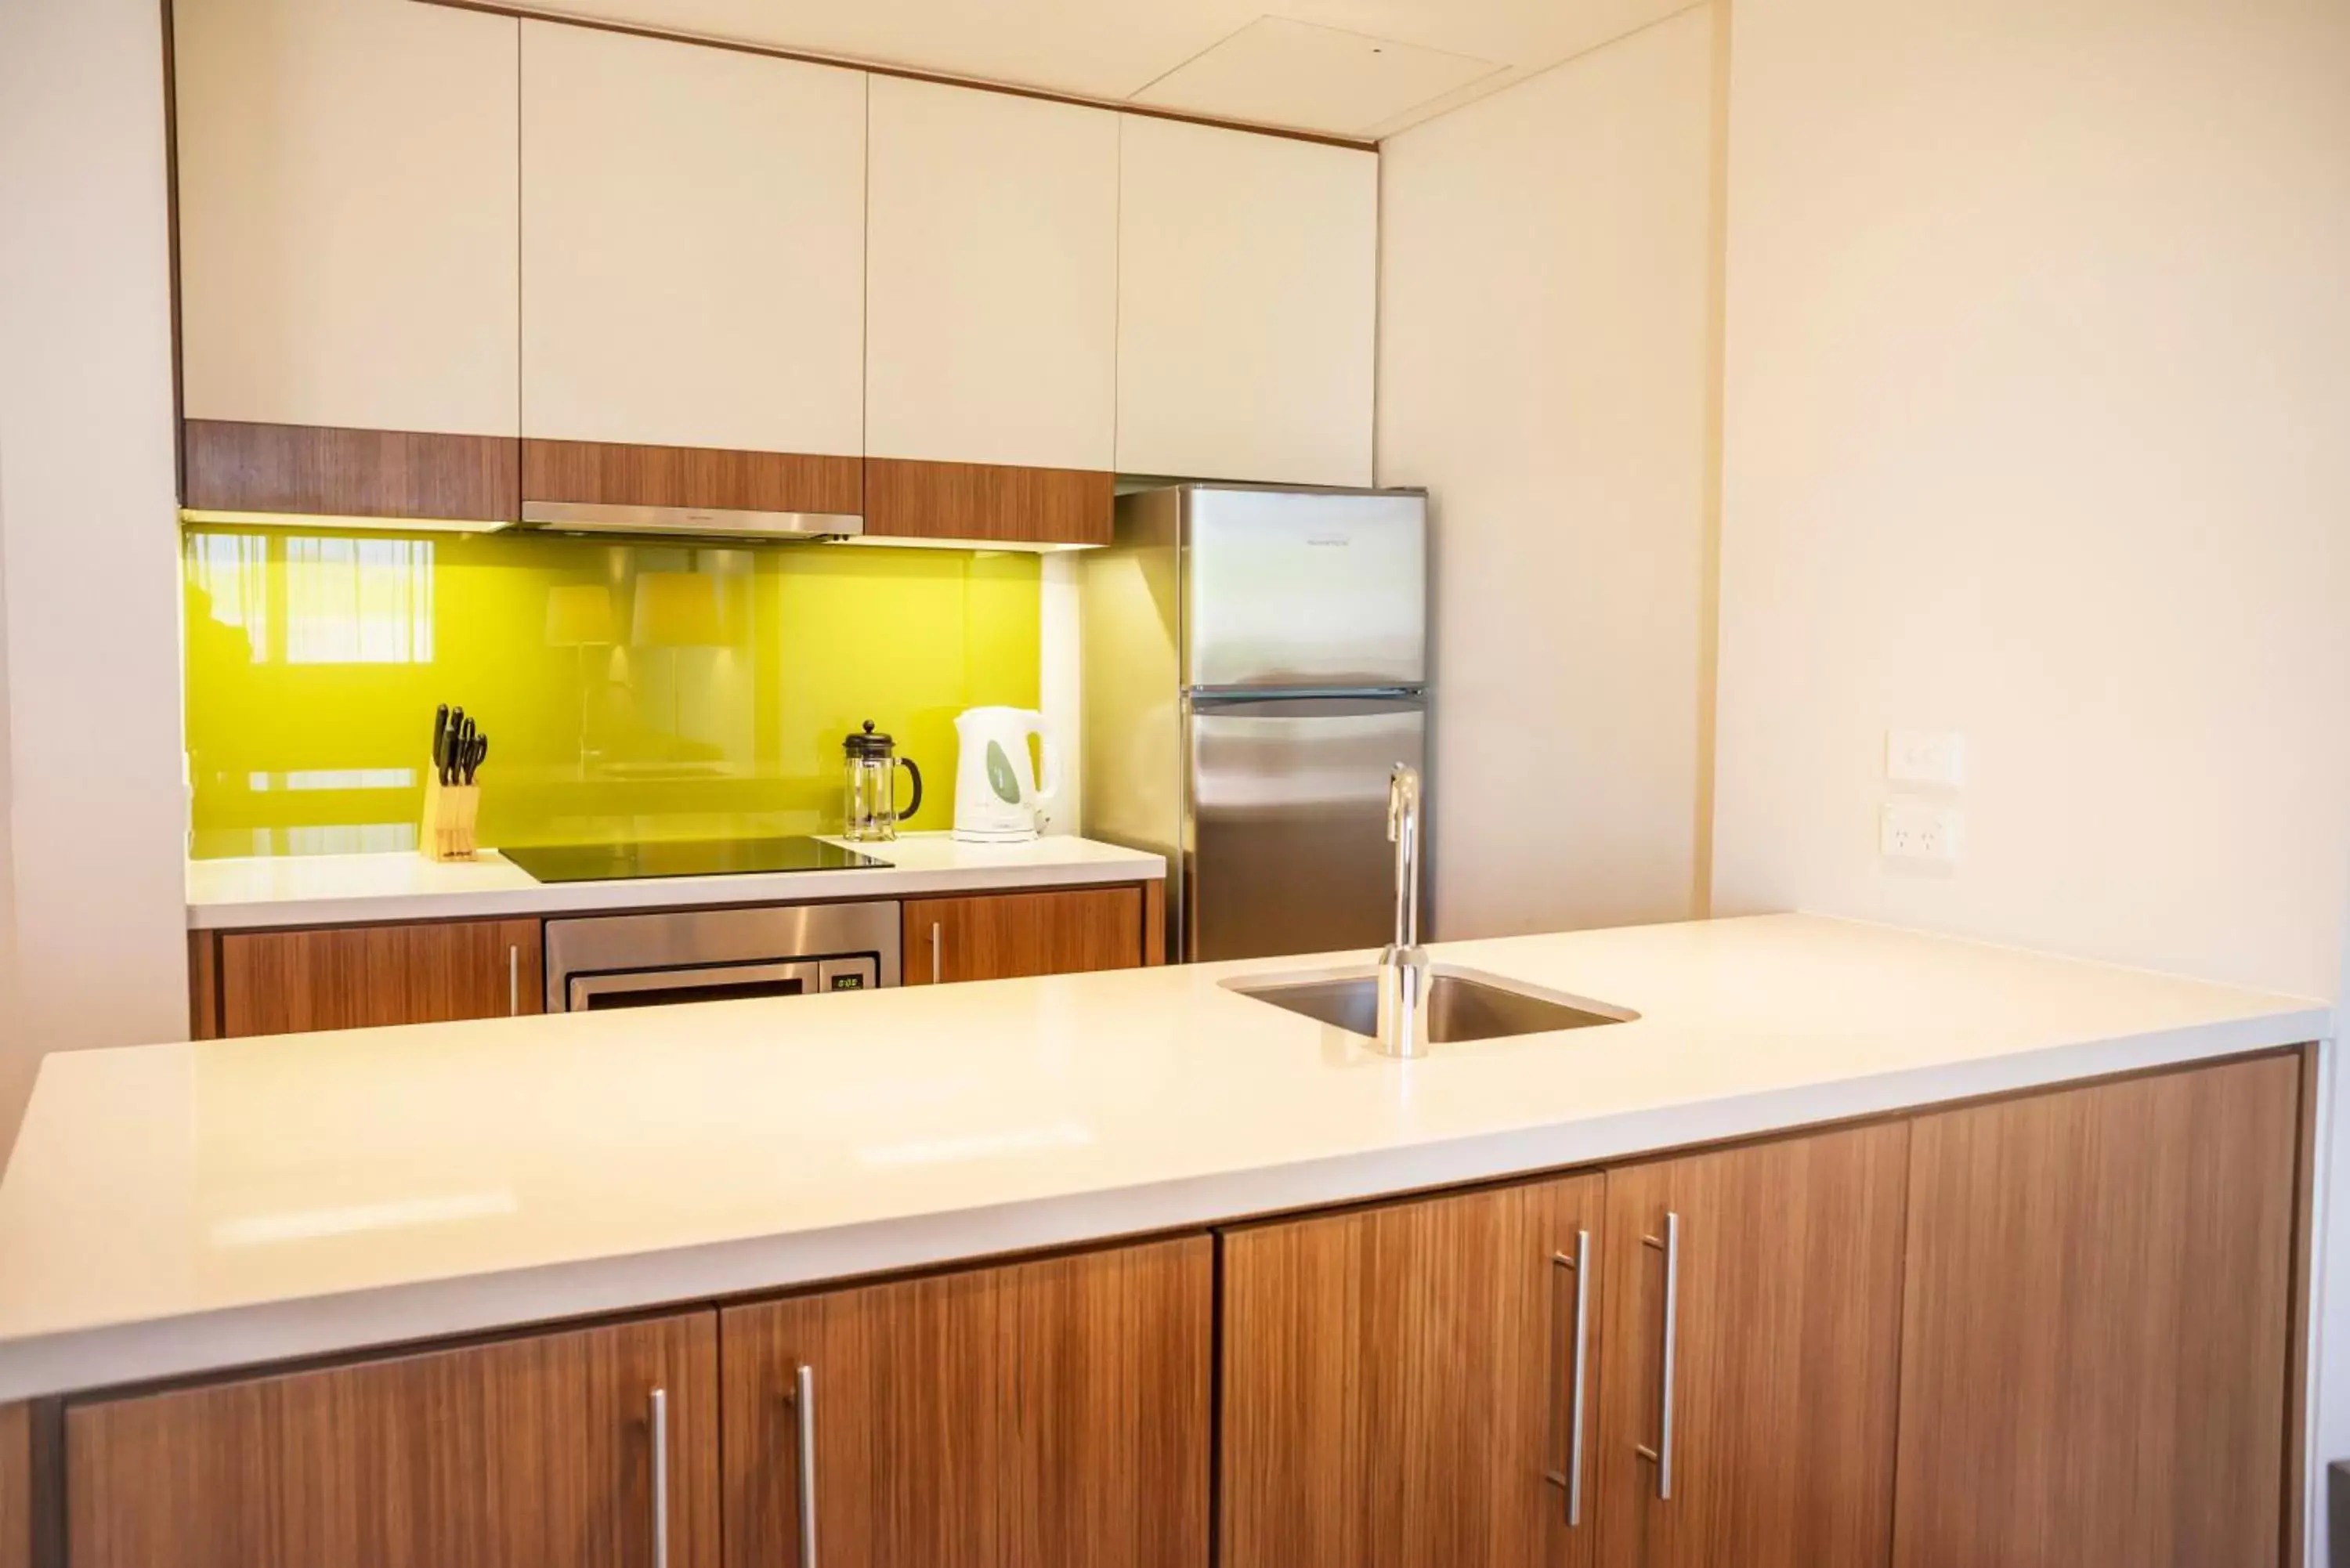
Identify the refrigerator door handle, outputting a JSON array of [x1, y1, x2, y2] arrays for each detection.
[[1189, 687, 1426, 710]]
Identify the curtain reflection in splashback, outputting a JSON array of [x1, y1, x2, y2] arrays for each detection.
[[183, 526, 1042, 857]]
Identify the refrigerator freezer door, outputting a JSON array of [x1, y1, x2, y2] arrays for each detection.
[[1183, 487, 1426, 690], [1186, 692, 1426, 962]]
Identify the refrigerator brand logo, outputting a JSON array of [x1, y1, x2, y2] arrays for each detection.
[[1306, 537, 1350, 547]]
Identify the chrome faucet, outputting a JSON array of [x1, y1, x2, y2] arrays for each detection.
[[1388, 761, 1423, 948], [1376, 763, 1430, 1057]]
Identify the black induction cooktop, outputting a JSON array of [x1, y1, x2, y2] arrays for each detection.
[[503, 836, 886, 883]]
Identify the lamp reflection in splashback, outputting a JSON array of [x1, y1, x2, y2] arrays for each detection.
[[543, 582, 615, 768], [628, 569, 725, 764]]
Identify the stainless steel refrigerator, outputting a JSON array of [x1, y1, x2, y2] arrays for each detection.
[[1080, 482, 1427, 962]]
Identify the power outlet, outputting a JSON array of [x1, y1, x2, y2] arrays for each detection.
[[1887, 729, 1966, 788], [1881, 802, 1963, 864]]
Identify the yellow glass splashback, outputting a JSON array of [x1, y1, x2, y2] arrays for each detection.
[[183, 526, 1042, 857]]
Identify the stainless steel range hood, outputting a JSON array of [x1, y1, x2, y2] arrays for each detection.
[[518, 500, 863, 542]]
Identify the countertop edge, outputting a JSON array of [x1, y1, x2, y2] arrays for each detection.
[[186, 851, 1167, 931], [3, 1002, 2322, 1404]]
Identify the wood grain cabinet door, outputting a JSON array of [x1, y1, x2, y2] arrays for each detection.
[[1890, 1054, 2303, 1568], [216, 917, 544, 1036], [66, 1311, 718, 1568], [1596, 1122, 1909, 1568], [2, 1401, 27, 1568], [901, 887, 1144, 985], [1220, 1173, 1607, 1568], [721, 1237, 1211, 1568]]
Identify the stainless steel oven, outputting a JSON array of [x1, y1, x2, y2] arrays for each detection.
[[543, 901, 901, 1013]]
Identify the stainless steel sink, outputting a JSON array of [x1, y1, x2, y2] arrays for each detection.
[[1237, 766, 1637, 1056], [1224, 965, 1636, 1046]]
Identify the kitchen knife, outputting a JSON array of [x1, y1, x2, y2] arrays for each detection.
[[432, 704, 449, 777], [467, 734, 487, 784]]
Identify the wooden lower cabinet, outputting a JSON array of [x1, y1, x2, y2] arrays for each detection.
[[197, 883, 1162, 1035], [65, 1312, 717, 1568], [1220, 1174, 1608, 1568], [1890, 1053, 2303, 1568], [1596, 1122, 1911, 1568], [38, 1054, 2313, 1568], [1220, 1125, 1910, 1568], [208, 918, 544, 1037], [902, 886, 1146, 985], [2, 1401, 29, 1568], [720, 1237, 1212, 1568]]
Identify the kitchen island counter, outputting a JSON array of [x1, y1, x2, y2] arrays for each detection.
[[0, 912, 2326, 1400]]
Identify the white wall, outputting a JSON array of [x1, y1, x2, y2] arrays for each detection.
[[1713, 0, 2350, 999], [0, 446, 18, 1113], [0, 0, 192, 1158], [1377, 3, 1723, 940], [1710, 0, 2350, 1550]]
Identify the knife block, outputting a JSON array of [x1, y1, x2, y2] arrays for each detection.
[[420, 775, 481, 862]]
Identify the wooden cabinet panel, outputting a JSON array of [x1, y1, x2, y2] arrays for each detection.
[[522, 438, 862, 516], [1221, 1174, 1607, 1568], [173, 0, 519, 441], [1890, 1054, 2302, 1568], [521, 22, 865, 461], [902, 887, 1144, 985], [66, 1311, 718, 1568], [863, 457, 1112, 546], [866, 78, 1119, 475], [188, 931, 222, 1041], [1142, 879, 1167, 966], [1, 1403, 27, 1568], [1596, 1122, 1908, 1568], [182, 420, 519, 524], [1116, 116, 1376, 486], [217, 918, 544, 1037], [721, 1237, 1210, 1568]]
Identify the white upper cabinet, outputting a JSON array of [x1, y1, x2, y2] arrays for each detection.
[[520, 22, 866, 456], [865, 79, 1120, 474], [174, 0, 519, 437], [1115, 117, 1378, 486]]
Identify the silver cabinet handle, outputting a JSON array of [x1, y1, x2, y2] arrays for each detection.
[[790, 1363, 819, 1568], [508, 945, 520, 1016], [930, 921, 942, 985], [1635, 1212, 1681, 1500], [649, 1386, 670, 1568], [1543, 1230, 1593, 1526]]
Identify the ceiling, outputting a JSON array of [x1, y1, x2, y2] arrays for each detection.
[[516, 0, 1699, 141]]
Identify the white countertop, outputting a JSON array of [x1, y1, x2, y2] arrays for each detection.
[[186, 834, 1164, 929], [0, 913, 2327, 1400]]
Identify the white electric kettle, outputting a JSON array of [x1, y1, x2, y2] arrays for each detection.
[[953, 706, 1060, 842]]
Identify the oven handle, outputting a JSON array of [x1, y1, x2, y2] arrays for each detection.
[[566, 959, 831, 1011]]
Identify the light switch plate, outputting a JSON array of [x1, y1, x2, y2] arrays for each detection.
[[1882, 802, 1963, 864], [1887, 729, 1966, 788]]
